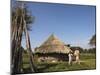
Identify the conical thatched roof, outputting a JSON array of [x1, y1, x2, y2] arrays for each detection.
[[35, 34, 72, 54]]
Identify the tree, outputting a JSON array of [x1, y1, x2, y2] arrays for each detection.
[[89, 34, 96, 47], [70, 46, 84, 53], [88, 48, 96, 53], [11, 2, 36, 74]]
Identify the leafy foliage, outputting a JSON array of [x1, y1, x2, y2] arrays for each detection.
[[89, 34, 96, 47], [70, 46, 84, 53], [12, 3, 35, 31]]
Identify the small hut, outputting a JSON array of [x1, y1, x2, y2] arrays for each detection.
[[34, 34, 72, 62]]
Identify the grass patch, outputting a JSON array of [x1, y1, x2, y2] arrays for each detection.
[[22, 53, 96, 73], [80, 53, 96, 60], [35, 59, 96, 72]]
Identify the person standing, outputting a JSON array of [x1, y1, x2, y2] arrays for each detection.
[[68, 51, 73, 65], [74, 49, 80, 64]]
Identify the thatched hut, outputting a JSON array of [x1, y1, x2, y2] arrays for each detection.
[[34, 34, 72, 62]]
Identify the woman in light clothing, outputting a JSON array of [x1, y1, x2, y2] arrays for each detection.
[[74, 50, 80, 64], [68, 51, 73, 65]]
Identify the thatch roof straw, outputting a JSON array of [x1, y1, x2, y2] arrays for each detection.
[[35, 34, 72, 54]]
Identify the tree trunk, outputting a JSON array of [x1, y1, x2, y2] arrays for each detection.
[[11, 11, 24, 74], [24, 18, 37, 72]]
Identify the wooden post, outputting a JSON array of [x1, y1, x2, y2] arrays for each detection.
[[22, 4, 37, 72]]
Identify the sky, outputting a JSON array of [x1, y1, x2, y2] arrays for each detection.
[[14, 1, 96, 49]]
